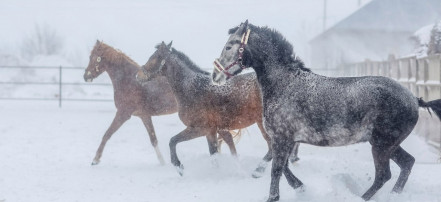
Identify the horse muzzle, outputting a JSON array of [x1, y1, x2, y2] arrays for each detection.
[[84, 71, 94, 82], [136, 70, 150, 83]]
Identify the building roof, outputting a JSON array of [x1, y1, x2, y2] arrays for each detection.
[[310, 0, 441, 43]]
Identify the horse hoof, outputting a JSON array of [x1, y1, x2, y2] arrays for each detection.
[[252, 163, 266, 178], [252, 168, 265, 178], [176, 164, 184, 176], [211, 156, 219, 168], [266, 195, 280, 202], [290, 157, 300, 164], [158, 158, 166, 166], [91, 159, 100, 165], [296, 185, 306, 193]]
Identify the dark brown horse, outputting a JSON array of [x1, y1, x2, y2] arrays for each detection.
[[136, 42, 299, 176], [83, 41, 238, 165]]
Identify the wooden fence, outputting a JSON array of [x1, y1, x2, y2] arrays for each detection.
[[339, 54, 441, 151]]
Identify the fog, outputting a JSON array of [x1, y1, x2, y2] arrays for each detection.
[[0, 0, 371, 68]]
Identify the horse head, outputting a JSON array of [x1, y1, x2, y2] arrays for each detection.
[[137, 41, 172, 83], [212, 20, 252, 85], [84, 40, 108, 82]]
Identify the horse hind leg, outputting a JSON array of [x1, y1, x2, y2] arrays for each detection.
[[361, 144, 393, 201], [283, 142, 303, 190], [390, 146, 415, 193], [141, 116, 165, 165]]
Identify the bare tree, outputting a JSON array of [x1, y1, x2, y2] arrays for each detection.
[[21, 24, 63, 60], [428, 21, 441, 55]]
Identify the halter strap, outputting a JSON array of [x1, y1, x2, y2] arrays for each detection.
[[143, 53, 170, 77], [214, 29, 251, 78]]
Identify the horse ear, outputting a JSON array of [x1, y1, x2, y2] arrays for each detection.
[[243, 20, 249, 28], [239, 20, 249, 34], [167, 41, 173, 50]]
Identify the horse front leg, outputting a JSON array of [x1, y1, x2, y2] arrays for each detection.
[[169, 127, 208, 176], [206, 129, 221, 167], [253, 121, 272, 178], [140, 115, 165, 165], [217, 130, 237, 156], [92, 110, 131, 165], [267, 134, 294, 202]]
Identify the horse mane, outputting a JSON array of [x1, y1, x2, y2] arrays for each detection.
[[171, 48, 210, 75], [94, 41, 139, 67], [229, 24, 310, 72]]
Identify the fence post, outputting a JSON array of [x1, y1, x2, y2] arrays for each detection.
[[59, 66, 62, 108]]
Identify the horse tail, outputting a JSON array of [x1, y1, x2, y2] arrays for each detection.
[[217, 129, 243, 149], [418, 97, 441, 120], [230, 129, 243, 144]]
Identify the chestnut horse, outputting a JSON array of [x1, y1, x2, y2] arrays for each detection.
[[83, 41, 238, 165], [136, 41, 299, 176]]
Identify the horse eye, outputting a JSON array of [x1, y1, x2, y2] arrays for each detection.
[[226, 47, 232, 51]]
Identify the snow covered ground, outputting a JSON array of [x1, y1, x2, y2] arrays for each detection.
[[1, 1, 441, 202], [0, 101, 440, 202]]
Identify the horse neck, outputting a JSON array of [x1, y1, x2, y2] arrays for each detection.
[[253, 60, 315, 101], [164, 54, 207, 95], [105, 59, 138, 88]]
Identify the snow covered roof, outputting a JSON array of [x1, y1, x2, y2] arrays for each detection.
[[311, 0, 441, 43]]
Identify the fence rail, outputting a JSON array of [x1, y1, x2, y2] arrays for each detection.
[[0, 65, 113, 107], [339, 54, 441, 151]]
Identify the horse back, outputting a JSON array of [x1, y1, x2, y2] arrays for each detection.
[[264, 75, 419, 146]]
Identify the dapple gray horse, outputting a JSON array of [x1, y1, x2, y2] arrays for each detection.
[[212, 20, 441, 202]]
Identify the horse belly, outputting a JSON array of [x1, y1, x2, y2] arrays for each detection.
[[294, 122, 373, 147]]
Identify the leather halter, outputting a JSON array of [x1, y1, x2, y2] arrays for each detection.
[[142, 52, 170, 77], [214, 29, 251, 78]]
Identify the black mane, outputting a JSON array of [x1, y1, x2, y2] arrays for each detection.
[[171, 48, 210, 75], [230, 24, 310, 72]]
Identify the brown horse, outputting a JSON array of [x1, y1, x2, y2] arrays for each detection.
[[83, 41, 238, 166], [136, 41, 299, 176]]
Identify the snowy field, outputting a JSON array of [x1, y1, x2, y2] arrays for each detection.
[[0, 101, 440, 202], [1, 1, 441, 202]]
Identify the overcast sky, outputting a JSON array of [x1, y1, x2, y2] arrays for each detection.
[[0, 0, 371, 67]]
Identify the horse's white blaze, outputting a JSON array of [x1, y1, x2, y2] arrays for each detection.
[[95, 65, 99, 72], [96, 56, 101, 62], [87, 71, 91, 75]]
